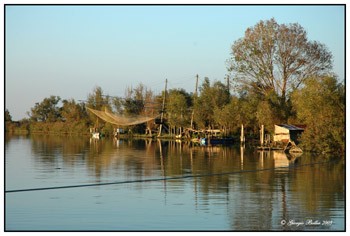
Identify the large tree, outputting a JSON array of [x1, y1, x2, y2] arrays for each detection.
[[61, 99, 87, 122], [228, 18, 333, 103], [28, 95, 61, 122]]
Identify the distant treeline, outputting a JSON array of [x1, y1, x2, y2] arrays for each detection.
[[5, 18, 345, 154]]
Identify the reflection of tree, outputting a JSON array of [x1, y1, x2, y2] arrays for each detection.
[[31, 134, 88, 165], [86, 139, 160, 181]]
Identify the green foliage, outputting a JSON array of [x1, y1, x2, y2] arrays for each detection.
[[5, 109, 12, 122], [123, 98, 144, 115], [61, 99, 88, 122], [86, 86, 109, 110], [5, 111, 30, 134], [193, 78, 230, 129], [27, 96, 91, 134], [214, 97, 240, 135], [29, 121, 90, 135], [28, 95, 62, 122], [291, 76, 345, 153], [86, 86, 112, 129], [166, 89, 191, 129]]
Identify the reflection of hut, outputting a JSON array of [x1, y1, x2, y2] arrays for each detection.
[[273, 151, 290, 168], [273, 124, 304, 144], [273, 151, 300, 168]]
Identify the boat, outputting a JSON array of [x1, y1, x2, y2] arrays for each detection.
[[200, 137, 234, 145]]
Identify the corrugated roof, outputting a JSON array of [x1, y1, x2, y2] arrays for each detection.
[[277, 124, 304, 131]]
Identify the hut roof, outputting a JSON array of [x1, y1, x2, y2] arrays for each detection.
[[276, 124, 304, 131]]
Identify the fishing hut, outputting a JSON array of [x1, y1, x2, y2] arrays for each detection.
[[257, 124, 304, 152], [273, 124, 304, 144]]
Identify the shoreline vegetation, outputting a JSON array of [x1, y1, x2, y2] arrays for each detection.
[[5, 74, 345, 156], [5, 18, 345, 155]]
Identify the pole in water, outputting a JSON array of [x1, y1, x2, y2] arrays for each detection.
[[158, 78, 167, 137], [240, 124, 245, 145], [260, 124, 264, 147], [190, 74, 199, 129]]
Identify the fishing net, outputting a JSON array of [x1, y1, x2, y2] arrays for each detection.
[[87, 107, 159, 126]]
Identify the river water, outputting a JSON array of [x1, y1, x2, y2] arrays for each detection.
[[5, 134, 345, 231]]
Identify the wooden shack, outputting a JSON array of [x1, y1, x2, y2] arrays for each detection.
[[273, 124, 304, 144]]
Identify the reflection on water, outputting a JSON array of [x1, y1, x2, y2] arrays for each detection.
[[5, 134, 345, 231]]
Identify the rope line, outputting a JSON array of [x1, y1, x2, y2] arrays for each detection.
[[5, 159, 339, 194]]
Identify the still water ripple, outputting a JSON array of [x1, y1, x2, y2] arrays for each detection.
[[5, 135, 345, 231]]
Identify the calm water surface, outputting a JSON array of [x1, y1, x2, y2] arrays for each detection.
[[5, 134, 345, 231]]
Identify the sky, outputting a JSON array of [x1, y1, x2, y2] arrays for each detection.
[[5, 4, 345, 121]]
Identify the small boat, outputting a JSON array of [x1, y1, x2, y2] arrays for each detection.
[[200, 137, 234, 145]]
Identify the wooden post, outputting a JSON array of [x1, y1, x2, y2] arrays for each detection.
[[240, 124, 245, 144], [158, 79, 167, 137], [260, 125, 264, 147], [190, 74, 199, 129]]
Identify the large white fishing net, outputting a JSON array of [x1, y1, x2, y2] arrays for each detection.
[[87, 107, 159, 126]]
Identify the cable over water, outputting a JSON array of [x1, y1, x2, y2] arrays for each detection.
[[5, 159, 338, 194]]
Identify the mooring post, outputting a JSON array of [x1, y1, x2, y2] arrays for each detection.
[[240, 124, 245, 145], [158, 79, 167, 137], [260, 125, 264, 147], [190, 74, 199, 129]]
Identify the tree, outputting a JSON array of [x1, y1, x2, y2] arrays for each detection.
[[28, 95, 61, 122], [291, 76, 345, 153], [167, 89, 191, 132], [228, 18, 333, 120], [115, 83, 159, 134], [214, 96, 240, 135], [122, 83, 157, 116], [86, 86, 110, 111], [193, 78, 230, 129], [61, 99, 87, 122], [5, 109, 12, 122]]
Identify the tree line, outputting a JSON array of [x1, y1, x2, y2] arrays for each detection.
[[5, 18, 344, 154]]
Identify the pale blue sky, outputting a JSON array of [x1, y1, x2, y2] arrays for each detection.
[[5, 5, 345, 120]]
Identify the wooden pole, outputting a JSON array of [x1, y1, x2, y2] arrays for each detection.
[[190, 74, 199, 129], [240, 124, 245, 144], [158, 79, 167, 137], [260, 124, 264, 146]]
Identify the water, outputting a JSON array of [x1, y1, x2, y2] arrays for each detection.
[[5, 134, 345, 231]]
